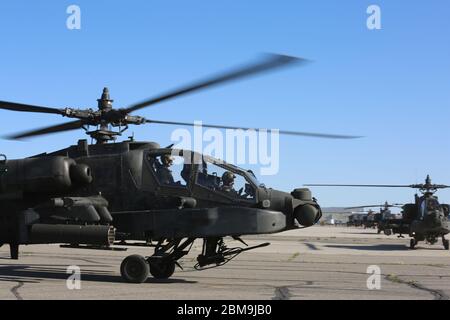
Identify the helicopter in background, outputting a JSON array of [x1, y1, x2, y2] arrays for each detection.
[[306, 176, 450, 250], [345, 213, 368, 227], [345, 202, 404, 235], [0, 54, 360, 283]]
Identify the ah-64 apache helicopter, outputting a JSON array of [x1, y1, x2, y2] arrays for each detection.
[[0, 54, 359, 283], [306, 175, 450, 251], [345, 202, 404, 234]]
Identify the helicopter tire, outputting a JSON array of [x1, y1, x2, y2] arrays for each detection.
[[149, 260, 176, 279], [410, 239, 417, 250], [120, 255, 149, 284], [384, 229, 392, 236], [444, 240, 449, 251]]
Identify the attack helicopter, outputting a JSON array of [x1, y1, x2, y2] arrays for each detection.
[[345, 202, 404, 235], [0, 54, 360, 283], [306, 175, 450, 250]]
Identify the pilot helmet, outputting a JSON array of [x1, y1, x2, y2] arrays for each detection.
[[162, 154, 174, 166], [222, 171, 236, 185]]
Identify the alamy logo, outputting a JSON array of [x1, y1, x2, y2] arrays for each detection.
[[66, 5, 81, 30], [66, 265, 81, 290], [367, 5, 382, 30], [366, 265, 381, 290], [170, 122, 280, 176]]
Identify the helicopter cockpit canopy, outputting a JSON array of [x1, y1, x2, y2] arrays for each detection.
[[196, 154, 258, 200], [145, 149, 259, 201], [419, 198, 441, 219]]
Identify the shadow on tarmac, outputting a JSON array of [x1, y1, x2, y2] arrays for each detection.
[[0, 264, 197, 284], [324, 244, 409, 251]]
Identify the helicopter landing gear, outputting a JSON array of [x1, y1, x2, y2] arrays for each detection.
[[121, 238, 196, 283], [195, 237, 270, 270], [148, 257, 176, 279], [443, 237, 449, 250], [384, 229, 393, 236], [410, 239, 417, 250], [119, 237, 270, 283], [148, 238, 195, 279], [120, 255, 149, 284], [10, 243, 19, 260], [426, 236, 438, 245]]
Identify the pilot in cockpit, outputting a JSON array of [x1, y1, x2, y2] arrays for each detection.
[[221, 171, 237, 194], [156, 154, 175, 185]]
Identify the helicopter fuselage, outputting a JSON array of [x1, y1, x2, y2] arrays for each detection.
[[0, 139, 322, 246]]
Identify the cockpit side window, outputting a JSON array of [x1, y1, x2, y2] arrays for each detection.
[[147, 153, 189, 187], [443, 205, 449, 217]]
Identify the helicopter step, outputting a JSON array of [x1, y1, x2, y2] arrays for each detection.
[[112, 207, 286, 240]]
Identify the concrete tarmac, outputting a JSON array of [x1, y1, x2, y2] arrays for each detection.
[[0, 226, 449, 300]]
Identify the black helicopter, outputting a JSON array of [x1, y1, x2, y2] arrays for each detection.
[[306, 176, 450, 250], [345, 202, 404, 235], [0, 54, 359, 283]]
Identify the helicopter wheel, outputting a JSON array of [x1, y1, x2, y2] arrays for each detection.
[[443, 239, 449, 251], [410, 239, 417, 250], [149, 260, 176, 279], [120, 255, 149, 284]]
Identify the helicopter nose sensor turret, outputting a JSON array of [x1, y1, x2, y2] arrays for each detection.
[[291, 188, 321, 227]]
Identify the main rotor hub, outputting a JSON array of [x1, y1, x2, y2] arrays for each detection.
[[425, 175, 432, 187], [97, 87, 114, 112]]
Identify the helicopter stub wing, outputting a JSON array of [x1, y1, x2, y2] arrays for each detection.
[[112, 207, 286, 239]]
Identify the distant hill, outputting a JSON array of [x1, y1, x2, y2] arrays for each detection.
[[322, 207, 364, 214]]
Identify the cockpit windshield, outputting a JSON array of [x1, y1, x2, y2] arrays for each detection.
[[427, 198, 440, 211], [419, 198, 441, 219]]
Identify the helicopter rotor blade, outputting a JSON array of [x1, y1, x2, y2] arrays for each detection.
[[0, 101, 64, 115], [124, 54, 306, 113], [412, 184, 450, 189], [345, 204, 403, 210], [305, 184, 412, 188], [305, 183, 450, 190], [145, 119, 362, 139], [5, 120, 85, 140]]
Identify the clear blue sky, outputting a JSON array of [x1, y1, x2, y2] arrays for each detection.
[[0, 1, 449, 207]]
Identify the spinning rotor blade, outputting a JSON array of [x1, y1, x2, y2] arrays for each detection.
[[6, 120, 84, 140], [0, 101, 63, 115], [125, 54, 306, 113], [306, 183, 450, 190], [145, 119, 361, 139], [412, 184, 450, 189], [305, 184, 412, 188], [345, 206, 380, 209], [345, 204, 403, 210]]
